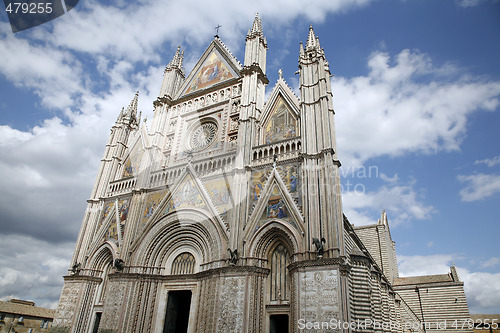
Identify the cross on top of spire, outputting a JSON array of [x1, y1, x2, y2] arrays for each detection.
[[214, 24, 222, 37]]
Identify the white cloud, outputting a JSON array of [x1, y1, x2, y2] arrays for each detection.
[[398, 254, 453, 277], [343, 175, 434, 227], [334, 49, 500, 166], [40, 0, 373, 63], [458, 173, 500, 201], [481, 257, 500, 268], [398, 254, 500, 313], [0, 23, 85, 110], [0, 235, 74, 309], [455, 0, 498, 7], [459, 268, 500, 314], [456, 0, 483, 7], [475, 155, 500, 167]]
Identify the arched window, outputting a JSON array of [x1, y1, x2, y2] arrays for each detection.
[[270, 244, 289, 302], [171, 252, 196, 275]]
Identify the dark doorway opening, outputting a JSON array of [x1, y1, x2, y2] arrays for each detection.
[[270, 314, 289, 333], [163, 290, 192, 333], [92, 312, 102, 333]]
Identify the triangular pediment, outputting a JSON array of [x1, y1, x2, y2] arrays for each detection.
[[161, 172, 208, 214], [130, 166, 229, 252], [260, 78, 300, 145], [245, 168, 304, 239], [177, 39, 241, 98]]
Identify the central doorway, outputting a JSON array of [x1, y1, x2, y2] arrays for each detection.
[[163, 290, 192, 333], [269, 314, 289, 333]]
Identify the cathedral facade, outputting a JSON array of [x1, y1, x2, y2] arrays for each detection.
[[51, 15, 472, 333]]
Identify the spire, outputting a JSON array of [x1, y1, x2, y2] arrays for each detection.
[[305, 25, 324, 55], [243, 13, 267, 71], [379, 209, 388, 226], [450, 264, 461, 282], [158, 46, 186, 99], [247, 13, 263, 38], [126, 91, 139, 117], [116, 107, 124, 122], [306, 25, 317, 50], [252, 13, 263, 34], [179, 50, 184, 69], [166, 46, 184, 72], [119, 91, 139, 124]]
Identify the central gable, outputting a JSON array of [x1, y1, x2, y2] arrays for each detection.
[[186, 51, 234, 94], [177, 39, 241, 98]]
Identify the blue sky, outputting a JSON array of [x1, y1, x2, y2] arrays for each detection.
[[1, 0, 499, 314]]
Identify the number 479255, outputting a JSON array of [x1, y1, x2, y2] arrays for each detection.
[[5, 2, 53, 14]]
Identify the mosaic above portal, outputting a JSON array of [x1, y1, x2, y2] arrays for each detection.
[[255, 184, 298, 232], [277, 164, 299, 195], [142, 189, 168, 225], [163, 175, 206, 215], [204, 176, 233, 221], [104, 199, 129, 242], [99, 201, 115, 229], [251, 168, 272, 204]]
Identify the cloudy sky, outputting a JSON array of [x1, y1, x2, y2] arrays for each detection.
[[1, 0, 499, 314]]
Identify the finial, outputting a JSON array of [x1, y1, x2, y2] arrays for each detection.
[[248, 12, 263, 36], [179, 49, 184, 70], [124, 91, 139, 119], [306, 25, 317, 50], [278, 68, 283, 79]]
